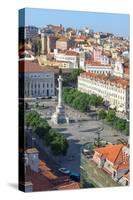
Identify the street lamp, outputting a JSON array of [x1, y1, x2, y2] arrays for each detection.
[[32, 137, 36, 148], [94, 127, 104, 148]]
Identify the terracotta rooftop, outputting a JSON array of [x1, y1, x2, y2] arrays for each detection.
[[65, 50, 79, 56], [25, 159, 80, 191], [56, 182, 80, 190], [80, 72, 129, 88], [39, 160, 57, 180], [95, 144, 129, 165], [58, 50, 79, 56], [85, 60, 111, 67], [19, 60, 53, 73], [112, 162, 129, 171], [25, 167, 54, 191]]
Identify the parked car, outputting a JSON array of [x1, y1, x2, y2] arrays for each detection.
[[69, 172, 80, 182], [58, 168, 71, 175]]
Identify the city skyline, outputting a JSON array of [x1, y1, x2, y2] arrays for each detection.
[[18, 7, 130, 191], [19, 8, 129, 38]]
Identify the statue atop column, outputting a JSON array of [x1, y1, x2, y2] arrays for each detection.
[[51, 71, 69, 124]]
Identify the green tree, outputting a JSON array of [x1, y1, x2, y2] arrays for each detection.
[[25, 111, 40, 128], [25, 111, 68, 155], [63, 88, 103, 112], [125, 121, 129, 136], [89, 94, 98, 106], [36, 119, 51, 138], [106, 110, 116, 124], [98, 109, 107, 120], [51, 136, 68, 156], [70, 69, 84, 82], [113, 118, 126, 131], [95, 96, 103, 107]]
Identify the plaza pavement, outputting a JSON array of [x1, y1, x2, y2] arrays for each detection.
[[28, 99, 128, 173]]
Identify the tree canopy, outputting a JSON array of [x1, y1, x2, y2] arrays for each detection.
[[63, 88, 103, 112], [25, 111, 68, 155], [97, 109, 129, 136]]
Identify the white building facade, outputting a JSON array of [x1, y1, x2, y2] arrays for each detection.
[[78, 72, 129, 112], [85, 63, 113, 75], [54, 50, 79, 68], [25, 72, 55, 97], [20, 61, 55, 98]]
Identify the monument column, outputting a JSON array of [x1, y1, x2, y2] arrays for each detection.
[[51, 71, 69, 124], [58, 75, 63, 107]]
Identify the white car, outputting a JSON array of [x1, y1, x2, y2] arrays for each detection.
[[58, 168, 70, 175]]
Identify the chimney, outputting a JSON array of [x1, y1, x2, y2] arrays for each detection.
[[26, 148, 39, 173]]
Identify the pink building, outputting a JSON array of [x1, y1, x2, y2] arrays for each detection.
[[93, 47, 103, 62], [56, 38, 75, 50]]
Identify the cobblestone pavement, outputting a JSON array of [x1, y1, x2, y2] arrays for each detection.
[[27, 99, 128, 173]]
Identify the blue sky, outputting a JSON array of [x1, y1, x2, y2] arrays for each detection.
[[19, 8, 129, 38]]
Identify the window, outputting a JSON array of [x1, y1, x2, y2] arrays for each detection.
[[43, 83, 45, 88], [126, 180, 128, 186], [107, 163, 111, 168], [51, 83, 53, 88], [113, 171, 116, 178], [38, 83, 40, 88], [47, 83, 49, 88]]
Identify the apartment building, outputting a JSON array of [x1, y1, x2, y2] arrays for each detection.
[[78, 72, 129, 112]]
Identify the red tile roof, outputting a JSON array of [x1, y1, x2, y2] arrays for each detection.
[[19, 60, 52, 73], [95, 144, 124, 163], [65, 50, 79, 56], [56, 182, 80, 190], [58, 50, 79, 56], [39, 160, 57, 179], [25, 167, 54, 191], [25, 159, 80, 191], [112, 162, 129, 171], [85, 60, 111, 67], [80, 72, 129, 88], [95, 144, 129, 170]]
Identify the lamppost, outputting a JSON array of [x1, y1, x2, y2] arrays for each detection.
[[94, 127, 104, 148], [32, 137, 36, 148]]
